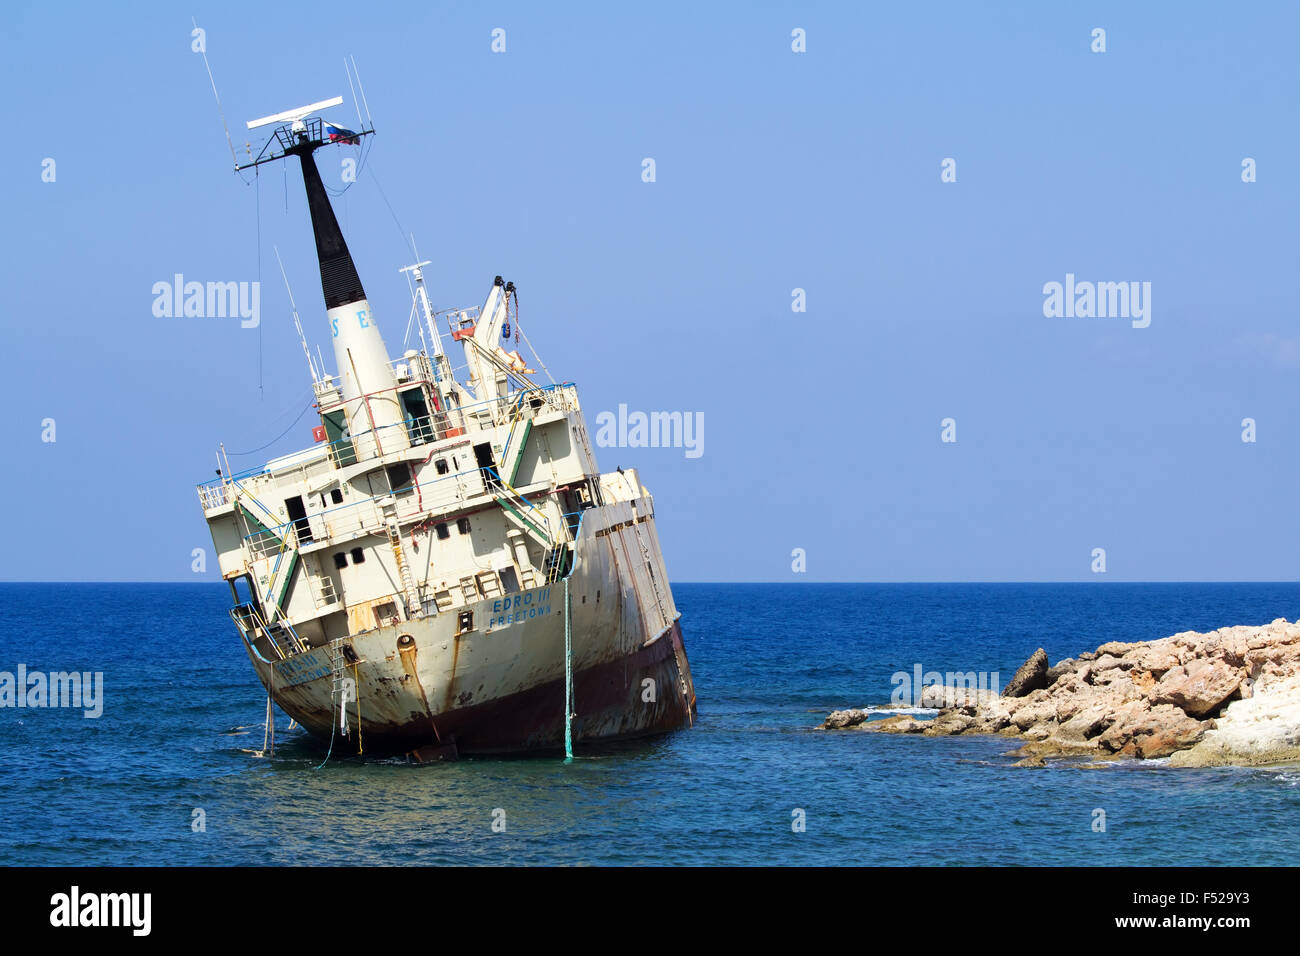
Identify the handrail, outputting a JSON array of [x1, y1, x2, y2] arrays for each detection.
[[239, 463, 530, 554], [485, 466, 552, 543], [196, 381, 580, 502], [263, 534, 294, 613], [230, 477, 283, 531], [230, 601, 307, 660]]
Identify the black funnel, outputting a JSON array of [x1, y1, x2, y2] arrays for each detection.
[[291, 141, 366, 310]]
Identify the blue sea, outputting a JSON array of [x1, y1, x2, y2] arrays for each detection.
[[1, 582, 1297, 866]]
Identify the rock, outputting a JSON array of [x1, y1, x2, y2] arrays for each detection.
[[1096, 702, 1206, 758], [1151, 658, 1244, 718], [1023, 721, 1056, 741], [916, 683, 998, 710], [1045, 658, 1077, 685], [1003, 648, 1049, 698], [924, 711, 974, 736], [968, 697, 1016, 733], [820, 616, 1300, 768], [1122, 639, 1182, 676], [1169, 674, 1300, 767], [821, 708, 870, 730], [1095, 700, 1154, 752], [1129, 670, 1158, 694], [1008, 690, 1055, 730], [863, 714, 927, 734], [1054, 701, 1111, 743], [1096, 641, 1138, 658], [1009, 738, 1094, 762], [1133, 722, 1206, 760], [1090, 653, 1126, 673]]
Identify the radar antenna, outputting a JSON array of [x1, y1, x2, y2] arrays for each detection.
[[236, 95, 374, 172]]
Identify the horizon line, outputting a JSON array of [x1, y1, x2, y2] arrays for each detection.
[[2, 579, 1299, 586]]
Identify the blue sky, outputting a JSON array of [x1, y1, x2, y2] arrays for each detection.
[[4, 1, 1300, 582]]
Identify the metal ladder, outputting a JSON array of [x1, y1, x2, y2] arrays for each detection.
[[328, 638, 348, 701], [543, 543, 570, 583], [326, 637, 354, 740], [383, 510, 422, 618]]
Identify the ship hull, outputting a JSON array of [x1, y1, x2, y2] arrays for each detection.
[[337, 620, 692, 754], [243, 570, 697, 757]]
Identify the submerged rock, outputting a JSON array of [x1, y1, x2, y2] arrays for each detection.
[[821, 708, 871, 730], [862, 714, 928, 734], [823, 619, 1300, 768]]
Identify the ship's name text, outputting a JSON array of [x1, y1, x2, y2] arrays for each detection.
[[490, 589, 553, 629]]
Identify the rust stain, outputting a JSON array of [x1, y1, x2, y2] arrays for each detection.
[[398, 636, 432, 713], [398, 634, 444, 743], [443, 634, 462, 713]]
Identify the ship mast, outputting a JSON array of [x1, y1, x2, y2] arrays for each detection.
[[238, 99, 404, 464], [400, 260, 459, 414]]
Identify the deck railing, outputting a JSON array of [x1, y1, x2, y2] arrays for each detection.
[[240, 464, 495, 558], [196, 382, 580, 511]]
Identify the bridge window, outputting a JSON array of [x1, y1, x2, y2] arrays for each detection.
[[350, 547, 366, 564], [330, 488, 344, 504], [332, 553, 348, 570], [435, 522, 449, 540], [457, 517, 471, 535], [435, 458, 449, 475]]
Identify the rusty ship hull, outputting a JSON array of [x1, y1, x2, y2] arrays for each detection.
[[226, 471, 698, 758]]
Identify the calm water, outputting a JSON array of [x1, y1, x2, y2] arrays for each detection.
[[0, 582, 1297, 866]]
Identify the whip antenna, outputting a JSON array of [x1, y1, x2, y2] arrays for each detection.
[[193, 17, 239, 170], [274, 245, 322, 384], [349, 55, 375, 130]]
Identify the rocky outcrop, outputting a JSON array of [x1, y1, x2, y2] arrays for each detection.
[[1003, 648, 1048, 698], [821, 618, 1300, 768]]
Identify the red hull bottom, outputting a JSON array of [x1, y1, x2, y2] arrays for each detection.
[[324, 621, 697, 757]]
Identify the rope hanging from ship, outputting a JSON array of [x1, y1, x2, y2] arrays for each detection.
[[314, 695, 337, 770], [564, 576, 574, 762], [351, 661, 364, 756]]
